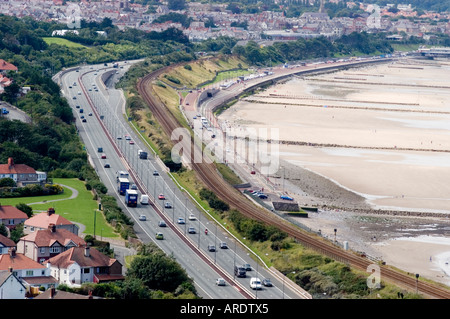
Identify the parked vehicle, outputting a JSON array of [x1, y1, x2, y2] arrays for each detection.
[[280, 195, 293, 201], [125, 189, 138, 207]]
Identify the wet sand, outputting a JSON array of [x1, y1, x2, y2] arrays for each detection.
[[219, 57, 450, 288]]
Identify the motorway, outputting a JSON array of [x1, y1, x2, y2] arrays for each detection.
[[57, 61, 309, 300]]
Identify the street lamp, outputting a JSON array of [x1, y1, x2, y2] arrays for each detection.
[[415, 273, 419, 294]]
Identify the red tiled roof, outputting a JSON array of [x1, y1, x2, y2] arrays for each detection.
[[25, 212, 74, 229], [0, 163, 36, 175], [20, 228, 86, 248], [0, 233, 16, 248], [45, 246, 120, 269], [0, 59, 18, 72], [0, 206, 28, 220], [0, 252, 46, 271]]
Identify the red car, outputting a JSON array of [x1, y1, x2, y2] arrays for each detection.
[[129, 140, 135, 145], [101, 154, 106, 159], [158, 194, 165, 200]]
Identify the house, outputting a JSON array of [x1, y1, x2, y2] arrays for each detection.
[[0, 233, 16, 255], [0, 248, 56, 293], [24, 207, 79, 236], [0, 59, 18, 74], [0, 157, 47, 186], [0, 270, 27, 299], [45, 246, 124, 287], [0, 205, 28, 230], [34, 286, 97, 299], [18, 224, 86, 263]]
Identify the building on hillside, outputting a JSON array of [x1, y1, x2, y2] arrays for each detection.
[[17, 224, 86, 263], [0, 59, 18, 74], [0, 233, 16, 255], [0, 270, 27, 299], [24, 207, 79, 236], [45, 246, 124, 287], [0, 157, 47, 186], [0, 205, 28, 230]]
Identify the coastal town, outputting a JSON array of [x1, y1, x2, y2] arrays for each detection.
[[1, 0, 450, 43]]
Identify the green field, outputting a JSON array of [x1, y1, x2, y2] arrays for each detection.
[[43, 37, 87, 48], [1, 178, 118, 239]]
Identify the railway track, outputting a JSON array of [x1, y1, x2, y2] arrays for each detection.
[[137, 64, 450, 299]]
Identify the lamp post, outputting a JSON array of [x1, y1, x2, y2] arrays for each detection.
[[415, 273, 419, 294]]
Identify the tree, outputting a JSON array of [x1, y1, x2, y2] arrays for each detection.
[[0, 178, 16, 187], [168, 0, 186, 11], [16, 203, 33, 218]]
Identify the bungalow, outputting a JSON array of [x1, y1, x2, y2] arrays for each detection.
[[0, 205, 28, 230], [0, 59, 18, 74], [24, 207, 80, 236], [17, 224, 86, 263], [45, 246, 124, 287], [0, 157, 47, 186]]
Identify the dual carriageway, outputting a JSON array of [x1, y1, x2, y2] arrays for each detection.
[[57, 61, 308, 300]]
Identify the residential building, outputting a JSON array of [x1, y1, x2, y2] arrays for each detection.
[[45, 246, 124, 287], [17, 224, 86, 263], [34, 286, 97, 299], [0, 270, 26, 299], [0, 157, 46, 186], [0, 59, 18, 74], [0, 233, 16, 255], [0, 205, 28, 230], [24, 207, 79, 236]]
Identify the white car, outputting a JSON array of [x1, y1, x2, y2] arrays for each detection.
[[188, 213, 196, 221], [216, 278, 226, 286], [250, 277, 262, 290]]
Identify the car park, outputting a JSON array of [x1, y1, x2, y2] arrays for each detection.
[[216, 278, 226, 286], [139, 215, 146, 221], [164, 202, 172, 209], [188, 227, 196, 234], [207, 245, 216, 252], [155, 232, 164, 240], [177, 217, 185, 224]]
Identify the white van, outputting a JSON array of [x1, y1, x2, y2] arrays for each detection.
[[249, 277, 262, 290], [140, 194, 149, 205]]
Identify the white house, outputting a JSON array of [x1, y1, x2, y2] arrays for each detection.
[[0, 271, 26, 299]]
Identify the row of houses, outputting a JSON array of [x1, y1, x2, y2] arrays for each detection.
[[0, 206, 124, 299], [0, 158, 47, 187]]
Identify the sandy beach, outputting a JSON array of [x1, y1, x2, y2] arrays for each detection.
[[219, 57, 450, 288]]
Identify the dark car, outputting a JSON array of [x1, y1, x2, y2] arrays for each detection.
[[234, 266, 246, 278], [219, 242, 228, 249], [262, 278, 273, 287], [104, 163, 110, 168], [207, 245, 216, 252]]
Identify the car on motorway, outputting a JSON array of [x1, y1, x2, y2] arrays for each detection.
[[104, 163, 110, 168], [164, 202, 172, 209], [158, 194, 165, 200], [216, 278, 226, 286], [158, 220, 166, 227], [131, 184, 137, 190], [117, 136, 122, 140], [155, 232, 164, 240], [76, 105, 80, 108], [72, 96, 76, 100], [242, 263, 252, 271], [125, 135, 131, 140], [129, 140, 135, 145], [280, 195, 293, 201], [219, 242, 228, 249], [188, 227, 196, 234], [262, 278, 273, 287], [152, 170, 159, 176], [234, 266, 246, 278], [82, 118, 87, 123], [139, 215, 146, 221], [177, 217, 185, 224], [88, 112, 92, 116], [250, 277, 262, 290], [101, 154, 106, 159], [188, 213, 196, 221], [207, 245, 216, 252]]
